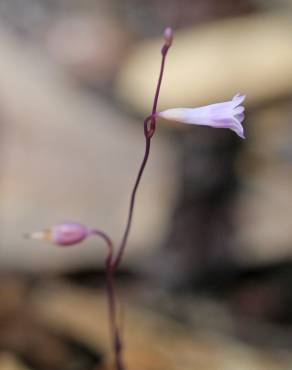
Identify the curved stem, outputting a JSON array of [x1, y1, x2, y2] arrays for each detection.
[[90, 32, 172, 370], [113, 42, 171, 270], [113, 124, 151, 270], [90, 230, 124, 370]]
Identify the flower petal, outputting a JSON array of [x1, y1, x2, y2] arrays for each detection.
[[233, 106, 245, 115], [232, 93, 246, 107], [235, 112, 245, 123], [157, 94, 246, 139]]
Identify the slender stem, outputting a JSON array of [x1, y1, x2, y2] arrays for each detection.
[[113, 128, 151, 270], [152, 46, 168, 116], [92, 31, 172, 370], [106, 263, 124, 370], [113, 42, 171, 270], [90, 230, 124, 370]]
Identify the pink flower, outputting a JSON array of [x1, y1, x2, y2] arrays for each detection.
[[157, 94, 246, 138], [27, 222, 89, 246]]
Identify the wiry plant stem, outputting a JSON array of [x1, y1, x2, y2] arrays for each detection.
[[97, 29, 173, 370], [113, 38, 172, 270], [91, 230, 124, 370]]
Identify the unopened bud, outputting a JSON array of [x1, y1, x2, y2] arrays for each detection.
[[26, 222, 89, 246], [163, 27, 173, 47]]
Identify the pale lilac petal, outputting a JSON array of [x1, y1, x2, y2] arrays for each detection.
[[216, 116, 244, 138], [232, 125, 245, 139], [214, 117, 236, 126], [157, 93, 246, 139], [233, 106, 245, 115], [235, 112, 245, 122], [232, 93, 246, 107]]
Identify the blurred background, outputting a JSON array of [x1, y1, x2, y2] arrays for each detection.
[[1, 0, 292, 369]]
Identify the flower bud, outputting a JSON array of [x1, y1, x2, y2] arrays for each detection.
[[163, 27, 173, 47], [27, 222, 89, 246]]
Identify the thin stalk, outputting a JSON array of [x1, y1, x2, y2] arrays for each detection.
[[91, 230, 124, 370], [113, 41, 172, 270], [113, 122, 151, 270], [94, 29, 173, 370]]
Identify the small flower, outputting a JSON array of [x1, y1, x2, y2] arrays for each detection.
[[157, 94, 246, 138], [26, 222, 89, 246]]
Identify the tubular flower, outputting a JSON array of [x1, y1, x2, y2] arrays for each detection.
[[157, 93, 246, 138], [27, 222, 89, 246]]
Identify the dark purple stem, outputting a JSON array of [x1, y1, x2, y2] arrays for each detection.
[[91, 230, 124, 370], [152, 44, 169, 116], [113, 40, 171, 270], [113, 123, 151, 271], [93, 29, 173, 370]]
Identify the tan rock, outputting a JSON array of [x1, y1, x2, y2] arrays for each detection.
[[116, 13, 292, 114]]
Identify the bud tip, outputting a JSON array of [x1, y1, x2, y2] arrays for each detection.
[[24, 230, 52, 242], [163, 27, 173, 46]]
